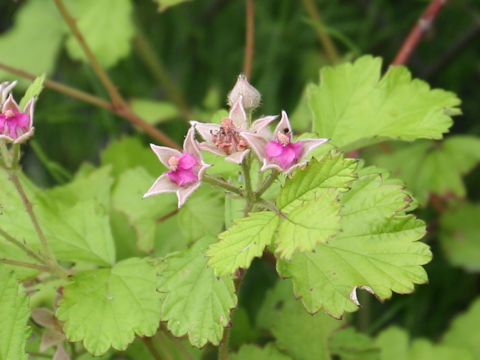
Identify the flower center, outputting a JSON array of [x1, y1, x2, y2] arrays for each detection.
[[210, 118, 248, 155], [277, 132, 290, 145], [265, 139, 303, 170], [0, 109, 31, 140], [168, 156, 179, 170], [4, 109, 15, 118], [166, 153, 199, 187]]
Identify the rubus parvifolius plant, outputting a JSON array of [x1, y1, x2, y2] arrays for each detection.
[[0, 55, 467, 360]]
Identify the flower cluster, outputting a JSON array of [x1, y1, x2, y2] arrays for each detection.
[[144, 75, 329, 207]]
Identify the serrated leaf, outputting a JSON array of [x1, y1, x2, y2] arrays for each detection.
[[56, 258, 161, 356], [0, 0, 65, 86], [177, 186, 225, 242], [308, 56, 460, 150], [155, 0, 193, 12], [277, 166, 430, 318], [65, 0, 135, 68], [0, 267, 30, 360], [257, 280, 344, 360], [376, 327, 473, 360], [208, 211, 279, 276], [19, 74, 45, 109], [443, 298, 480, 358], [274, 153, 357, 259], [112, 167, 177, 253], [131, 99, 179, 125], [439, 204, 480, 271], [157, 236, 237, 347], [367, 136, 480, 205], [231, 343, 291, 360]]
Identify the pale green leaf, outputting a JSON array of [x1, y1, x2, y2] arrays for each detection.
[[367, 136, 480, 205], [257, 280, 344, 360], [112, 167, 177, 253], [308, 56, 460, 150], [274, 153, 357, 259], [56, 258, 161, 356], [439, 204, 480, 271], [19, 74, 45, 109], [231, 344, 291, 360], [0, 0, 65, 86], [376, 327, 473, 360], [157, 236, 237, 347], [330, 328, 380, 360], [177, 186, 225, 242], [443, 298, 480, 358], [0, 267, 30, 360], [207, 211, 279, 276], [65, 0, 135, 68], [131, 99, 179, 125], [277, 165, 430, 318], [155, 0, 193, 12]]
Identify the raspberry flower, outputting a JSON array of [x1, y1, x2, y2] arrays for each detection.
[[0, 94, 35, 144], [191, 96, 277, 164], [241, 111, 329, 173], [143, 127, 211, 208]]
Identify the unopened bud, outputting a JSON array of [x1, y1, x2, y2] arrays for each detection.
[[0, 81, 17, 106], [227, 74, 261, 110]]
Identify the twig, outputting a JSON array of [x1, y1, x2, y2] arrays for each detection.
[[301, 0, 340, 63], [0, 227, 45, 263], [141, 337, 165, 360], [203, 175, 245, 197], [156, 209, 179, 223], [0, 258, 50, 272], [243, 0, 255, 78], [391, 0, 448, 66]]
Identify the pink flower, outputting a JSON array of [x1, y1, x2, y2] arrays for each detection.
[[143, 127, 211, 208], [241, 111, 329, 173], [0, 94, 35, 144], [190, 96, 277, 164]]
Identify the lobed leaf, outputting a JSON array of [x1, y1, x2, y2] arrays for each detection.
[[231, 344, 291, 360]]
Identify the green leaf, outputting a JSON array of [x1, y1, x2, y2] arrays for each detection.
[[56, 258, 161, 356], [274, 153, 357, 259], [155, 0, 193, 12], [277, 165, 430, 318], [231, 344, 292, 360], [65, 0, 135, 68], [330, 328, 380, 360], [256, 280, 344, 360], [308, 56, 460, 150], [157, 236, 237, 347], [367, 136, 480, 205], [101, 136, 163, 177], [207, 211, 279, 276], [177, 186, 225, 242], [0, 0, 65, 86], [19, 74, 45, 109], [131, 99, 179, 125], [376, 327, 473, 360], [443, 298, 480, 358], [112, 167, 177, 253], [0, 267, 30, 360], [439, 204, 480, 271]]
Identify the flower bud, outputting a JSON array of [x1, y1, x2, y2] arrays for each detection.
[[0, 81, 17, 106], [227, 74, 261, 111]]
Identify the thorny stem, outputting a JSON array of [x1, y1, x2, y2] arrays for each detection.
[[0, 227, 45, 263], [243, 0, 255, 79], [7, 171, 68, 279], [391, 0, 447, 66], [301, 0, 340, 63], [0, 258, 50, 272], [203, 175, 245, 197]]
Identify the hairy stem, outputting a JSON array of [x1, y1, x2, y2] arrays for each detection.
[[301, 0, 340, 63], [203, 175, 245, 197], [391, 0, 447, 66], [255, 171, 279, 198], [0, 227, 45, 263], [243, 0, 255, 78], [0, 258, 50, 272]]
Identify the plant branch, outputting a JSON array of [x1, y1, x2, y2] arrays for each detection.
[[391, 0, 448, 66], [243, 0, 255, 78], [0, 258, 50, 272], [255, 171, 279, 198], [141, 337, 165, 360], [0, 227, 45, 263], [301, 0, 340, 63], [203, 175, 245, 197]]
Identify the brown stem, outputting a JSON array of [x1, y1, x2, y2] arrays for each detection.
[[156, 209, 180, 223], [0, 62, 179, 148], [141, 337, 165, 360], [243, 0, 255, 78], [391, 0, 448, 66], [301, 0, 340, 64], [0, 258, 50, 272], [0, 227, 45, 263]]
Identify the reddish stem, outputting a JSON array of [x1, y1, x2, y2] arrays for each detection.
[[391, 0, 447, 66], [243, 0, 255, 79]]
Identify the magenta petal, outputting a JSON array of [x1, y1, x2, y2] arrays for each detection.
[[291, 141, 303, 159], [178, 153, 198, 169], [276, 146, 297, 169], [17, 113, 30, 128], [168, 168, 198, 187], [265, 141, 284, 158]]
